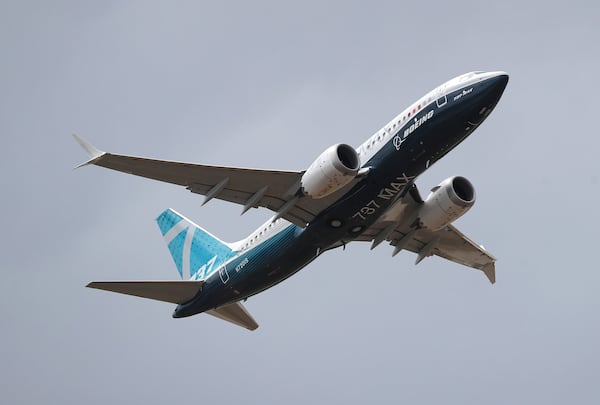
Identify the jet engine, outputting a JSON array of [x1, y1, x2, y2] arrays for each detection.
[[418, 176, 475, 230], [300, 144, 360, 199]]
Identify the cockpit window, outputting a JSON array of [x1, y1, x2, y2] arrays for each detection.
[[460, 72, 476, 82]]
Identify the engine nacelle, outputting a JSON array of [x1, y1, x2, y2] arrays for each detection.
[[301, 144, 360, 199], [418, 176, 476, 230]]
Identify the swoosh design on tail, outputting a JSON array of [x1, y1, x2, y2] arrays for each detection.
[[156, 209, 235, 280]]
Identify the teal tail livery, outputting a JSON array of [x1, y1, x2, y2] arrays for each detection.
[[156, 209, 236, 281], [76, 71, 509, 330]]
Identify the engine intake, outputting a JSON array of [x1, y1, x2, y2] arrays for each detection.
[[418, 176, 476, 230], [301, 144, 360, 199]]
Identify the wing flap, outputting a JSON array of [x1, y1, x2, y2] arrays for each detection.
[[87, 281, 204, 304], [206, 301, 259, 331]]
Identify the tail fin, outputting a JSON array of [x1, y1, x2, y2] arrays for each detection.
[[156, 209, 236, 280]]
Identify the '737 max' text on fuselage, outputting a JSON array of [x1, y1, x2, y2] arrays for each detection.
[[74, 71, 509, 330]]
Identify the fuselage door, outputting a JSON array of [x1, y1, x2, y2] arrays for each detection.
[[436, 85, 447, 108], [219, 265, 230, 284]]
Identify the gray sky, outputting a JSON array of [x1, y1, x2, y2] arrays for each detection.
[[2, 1, 599, 403]]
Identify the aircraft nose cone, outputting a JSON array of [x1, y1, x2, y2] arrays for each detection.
[[488, 72, 509, 95]]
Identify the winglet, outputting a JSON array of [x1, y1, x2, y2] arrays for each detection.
[[481, 263, 496, 284], [72, 134, 106, 168]]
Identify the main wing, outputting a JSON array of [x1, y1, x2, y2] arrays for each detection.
[[357, 184, 496, 283], [73, 135, 359, 227]]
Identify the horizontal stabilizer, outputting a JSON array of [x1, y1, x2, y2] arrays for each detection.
[[207, 301, 259, 331], [87, 281, 204, 304]]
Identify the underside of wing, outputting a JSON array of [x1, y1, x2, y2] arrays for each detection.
[[73, 135, 358, 227], [87, 281, 204, 304], [358, 184, 496, 283], [390, 226, 496, 283]]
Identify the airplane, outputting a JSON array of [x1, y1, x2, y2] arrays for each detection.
[[74, 70, 508, 331]]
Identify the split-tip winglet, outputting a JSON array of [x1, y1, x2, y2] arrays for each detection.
[[72, 134, 105, 168], [482, 263, 496, 284]]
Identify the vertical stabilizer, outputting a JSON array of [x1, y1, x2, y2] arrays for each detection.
[[156, 209, 236, 280]]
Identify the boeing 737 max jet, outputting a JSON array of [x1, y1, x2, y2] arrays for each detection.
[[74, 71, 508, 330]]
